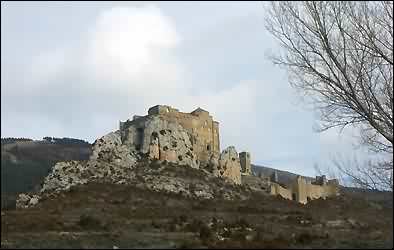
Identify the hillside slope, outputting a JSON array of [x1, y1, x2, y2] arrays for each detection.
[[2, 161, 392, 249], [1, 139, 91, 209]]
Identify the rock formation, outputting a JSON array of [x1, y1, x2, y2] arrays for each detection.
[[16, 105, 250, 208], [16, 193, 40, 209], [217, 146, 242, 185]]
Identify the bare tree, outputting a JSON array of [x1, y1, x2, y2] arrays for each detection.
[[265, 1, 393, 190], [332, 154, 393, 190]]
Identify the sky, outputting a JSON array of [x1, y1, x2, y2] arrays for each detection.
[[1, 1, 372, 178]]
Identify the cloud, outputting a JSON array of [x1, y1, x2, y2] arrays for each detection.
[[1, 4, 258, 146], [3, 2, 374, 179]]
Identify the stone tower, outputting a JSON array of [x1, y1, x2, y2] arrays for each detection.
[[271, 170, 278, 183], [239, 152, 251, 175]]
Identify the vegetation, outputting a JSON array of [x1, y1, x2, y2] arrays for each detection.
[[1, 137, 33, 144], [42, 137, 90, 146], [1, 138, 91, 209], [265, 1, 393, 191], [1, 182, 392, 248]]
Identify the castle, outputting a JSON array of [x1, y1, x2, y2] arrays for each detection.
[[120, 105, 221, 165], [119, 104, 339, 203]]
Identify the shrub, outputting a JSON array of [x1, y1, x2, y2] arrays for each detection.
[[78, 214, 102, 229], [199, 224, 213, 241], [151, 220, 161, 229], [234, 217, 250, 229], [179, 214, 188, 224], [296, 232, 314, 244], [186, 218, 203, 233]]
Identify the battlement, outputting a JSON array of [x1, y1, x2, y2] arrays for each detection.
[[148, 105, 180, 115], [270, 174, 339, 204]]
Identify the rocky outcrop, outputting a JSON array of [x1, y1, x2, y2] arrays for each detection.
[[123, 116, 199, 169], [16, 193, 40, 209], [131, 161, 249, 201], [21, 111, 249, 209], [34, 117, 200, 200], [217, 146, 242, 185], [90, 131, 138, 167], [39, 129, 141, 195], [40, 158, 139, 194]]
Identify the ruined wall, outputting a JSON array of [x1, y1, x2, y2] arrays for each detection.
[[292, 176, 339, 204], [270, 182, 293, 200], [269, 175, 339, 204], [242, 175, 270, 193]]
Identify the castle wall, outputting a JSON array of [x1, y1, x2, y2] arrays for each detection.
[[242, 175, 271, 193], [269, 175, 339, 204], [239, 152, 251, 175], [270, 182, 293, 200]]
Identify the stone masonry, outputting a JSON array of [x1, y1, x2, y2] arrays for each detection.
[[239, 152, 251, 175]]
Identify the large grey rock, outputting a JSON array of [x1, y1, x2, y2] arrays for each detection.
[[123, 116, 199, 169], [16, 193, 30, 209], [41, 161, 89, 193], [16, 193, 40, 209], [217, 146, 242, 185], [40, 158, 139, 195], [31, 115, 247, 206], [90, 131, 138, 167]]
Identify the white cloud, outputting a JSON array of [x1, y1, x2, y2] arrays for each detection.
[[2, 4, 259, 146], [4, 2, 375, 179], [85, 6, 181, 85]]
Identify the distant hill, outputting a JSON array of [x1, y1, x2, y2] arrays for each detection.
[[251, 164, 315, 187], [1, 137, 33, 145], [2, 137, 391, 209], [1, 137, 92, 209]]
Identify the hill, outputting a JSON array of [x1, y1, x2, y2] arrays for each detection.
[[1, 138, 91, 209], [1, 161, 392, 248], [251, 164, 315, 186], [1, 133, 392, 248]]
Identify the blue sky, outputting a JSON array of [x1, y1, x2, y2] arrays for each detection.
[[1, 1, 369, 177]]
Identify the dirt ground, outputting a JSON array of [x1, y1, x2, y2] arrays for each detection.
[[1, 181, 392, 249]]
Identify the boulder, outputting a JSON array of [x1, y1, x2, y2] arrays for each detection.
[[217, 146, 242, 184], [28, 196, 40, 206], [16, 193, 40, 209], [16, 193, 30, 209]]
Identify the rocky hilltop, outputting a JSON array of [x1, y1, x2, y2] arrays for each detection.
[[16, 106, 247, 208], [5, 106, 392, 249]]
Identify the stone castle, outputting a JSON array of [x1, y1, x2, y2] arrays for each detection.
[[117, 105, 339, 203], [119, 105, 221, 166], [16, 104, 339, 208]]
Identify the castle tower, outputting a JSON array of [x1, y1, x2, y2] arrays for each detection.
[[271, 170, 278, 183], [239, 152, 251, 175]]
